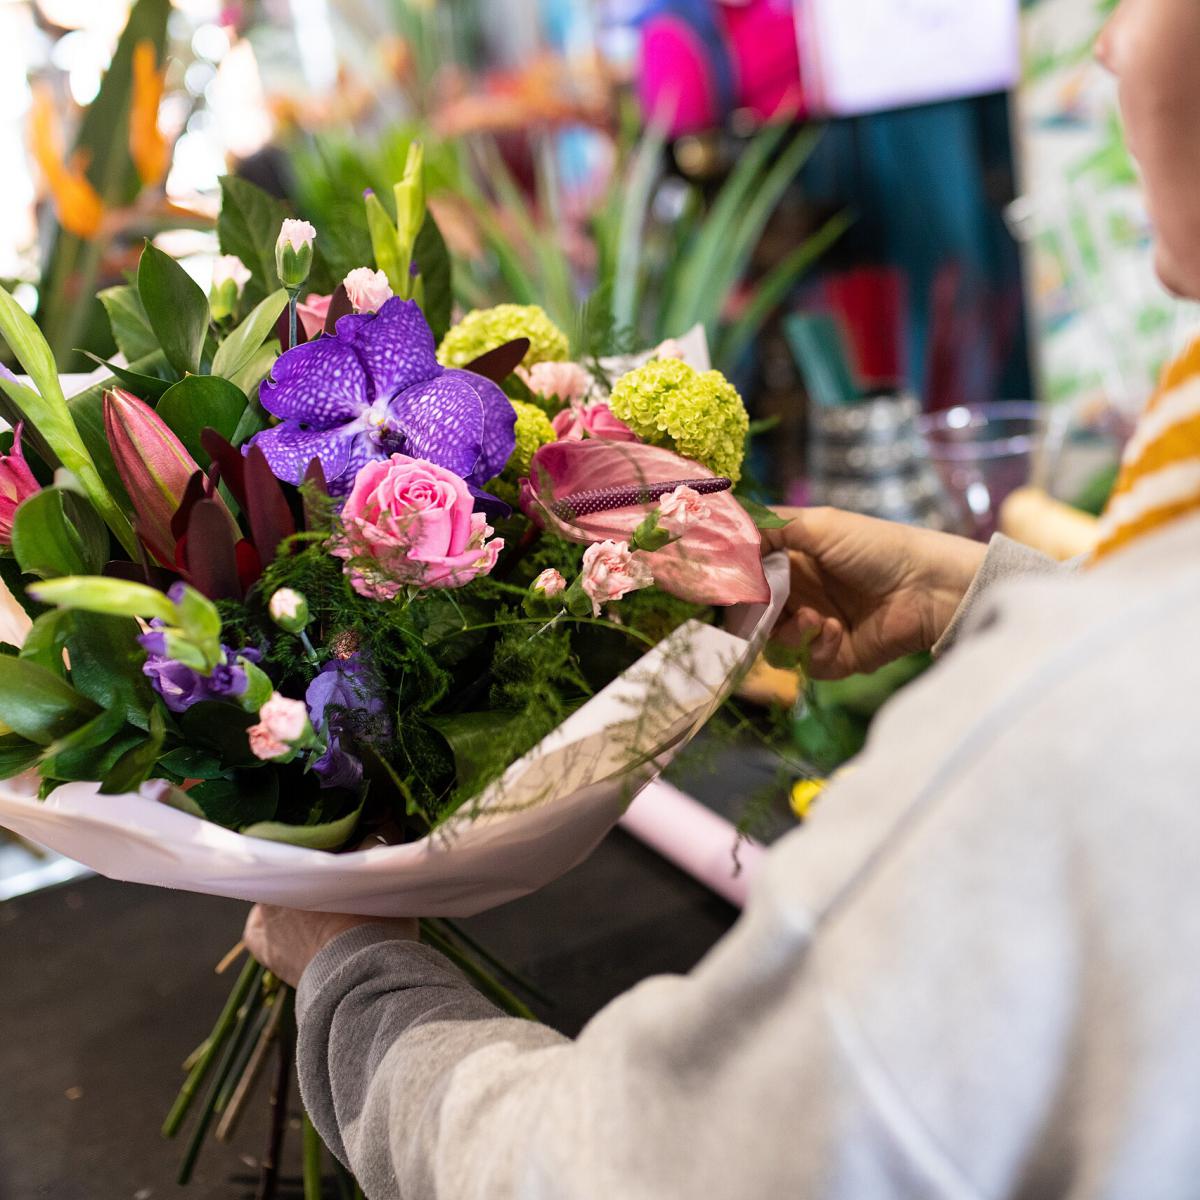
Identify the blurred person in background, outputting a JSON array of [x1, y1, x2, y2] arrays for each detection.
[[245, 1, 1200, 1195]]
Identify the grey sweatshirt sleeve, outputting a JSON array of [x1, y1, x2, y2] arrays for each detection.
[[932, 533, 1062, 656]]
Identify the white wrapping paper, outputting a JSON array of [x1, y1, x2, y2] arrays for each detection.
[[0, 555, 789, 917]]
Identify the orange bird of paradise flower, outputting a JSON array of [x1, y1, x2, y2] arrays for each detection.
[[130, 39, 169, 189], [28, 83, 105, 241]]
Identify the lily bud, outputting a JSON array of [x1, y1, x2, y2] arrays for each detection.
[[209, 254, 251, 320], [275, 219, 316, 290], [0, 424, 42, 546], [103, 389, 229, 568]]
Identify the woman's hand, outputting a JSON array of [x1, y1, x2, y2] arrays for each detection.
[[763, 507, 986, 679], [243, 904, 419, 988]]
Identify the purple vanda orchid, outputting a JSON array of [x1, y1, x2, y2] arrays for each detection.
[[250, 298, 516, 511]]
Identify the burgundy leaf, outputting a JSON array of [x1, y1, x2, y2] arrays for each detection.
[[200, 428, 248, 510], [323, 283, 353, 335], [302, 457, 329, 532], [463, 337, 531, 384], [103, 559, 173, 590], [235, 539, 263, 593], [243, 444, 296, 567], [185, 499, 243, 600], [170, 469, 210, 542]]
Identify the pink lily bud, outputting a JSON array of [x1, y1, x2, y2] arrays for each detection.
[[0, 423, 42, 545], [103, 389, 224, 568]]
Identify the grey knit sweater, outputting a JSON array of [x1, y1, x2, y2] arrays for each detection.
[[297, 520, 1200, 1199]]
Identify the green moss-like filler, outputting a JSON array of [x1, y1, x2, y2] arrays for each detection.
[[608, 359, 749, 483], [507, 400, 556, 477], [437, 304, 569, 369]]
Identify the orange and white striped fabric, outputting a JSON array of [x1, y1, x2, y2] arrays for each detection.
[[1091, 337, 1200, 564]]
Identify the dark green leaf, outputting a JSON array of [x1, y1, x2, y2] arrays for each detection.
[[65, 612, 155, 729], [11, 487, 108, 579], [736, 495, 792, 531], [100, 708, 166, 794], [217, 177, 288, 306], [157, 746, 226, 780], [83, 353, 174, 401], [0, 733, 42, 780], [426, 711, 525, 797], [156, 375, 247, 462], [241, 796, 364, 851], [189, 770, 279, 830], [137, 242, 210, 377], [99, 285, 158, 361], [179, 701, 258, 767], [19, 609, 71, 676], [0, 655, 99, 745]]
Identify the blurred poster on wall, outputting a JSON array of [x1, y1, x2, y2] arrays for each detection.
[[1017, 0, 1196, 417], [798, 0, 1020, 116]]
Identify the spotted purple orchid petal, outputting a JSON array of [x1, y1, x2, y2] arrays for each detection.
[[248, 297, 517, 505], [258, 335, 367, 424]]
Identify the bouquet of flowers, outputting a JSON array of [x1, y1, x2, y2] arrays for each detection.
[[0, 149, 786, 1191]]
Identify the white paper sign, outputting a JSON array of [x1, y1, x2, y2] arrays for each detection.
[[800, 0, 1020, 116]]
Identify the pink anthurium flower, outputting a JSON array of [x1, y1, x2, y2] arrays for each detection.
[[521, 439, 769, 607], [0, 423, 42, 544]]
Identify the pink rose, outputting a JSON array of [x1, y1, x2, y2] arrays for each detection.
[[551, 400, 638, 443], [580, 540, 653, 616], [532, 568, 566, 598], [297, 293, 331, 339], [0, 423, 42, 545], [335, 454, 504, 598], [343, 267, 393, 314], [657, 484, 711, 535], [518, 361, 592, 405]]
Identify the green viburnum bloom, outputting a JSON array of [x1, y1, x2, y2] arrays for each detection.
[[437, 304, 570, 369], [507, 399, 557, 477], [609, 359, 749, 483]]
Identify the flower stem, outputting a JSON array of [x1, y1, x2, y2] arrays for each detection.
[[302, 1111, 323, 1200], [162, 957, 260, 1138], [287, 287, 300, 350], [420, 920, 536, 1019], [255, 991, 296, 1200]]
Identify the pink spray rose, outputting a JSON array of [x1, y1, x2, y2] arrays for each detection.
[[335, 454, 504, 599], [551, 400, 638, 443], [296, 293, 332, 339], [657, 484, 711, 535], [0, 423, 42, 544], [580, 540, 653, 616], [518, 361, 592, 405], [343, 267, 393, 314]]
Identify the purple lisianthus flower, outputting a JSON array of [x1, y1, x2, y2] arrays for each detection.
[[250, 298, 516, 512], [139, 623, 262, 714], [305, 654, 388, 790]]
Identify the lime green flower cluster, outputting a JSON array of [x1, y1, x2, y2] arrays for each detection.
[[507, 399, 557, 477], [437, 304, 570, 369], [609, 359, 748, 483]]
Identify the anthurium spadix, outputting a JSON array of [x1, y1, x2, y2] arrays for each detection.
[[103, 388, 234, 568]]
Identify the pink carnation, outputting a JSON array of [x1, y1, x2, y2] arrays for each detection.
[[343, 267, 393, 314], [518, 361, 591, 405], [657, 484, 711, 535], [580, 540, 653, 616], [551, 400, 638, 443], [259, 693, 310, 742], [248, 725, 290, 761], [297, 293, 331, 339], [335, 454, 504, 599]]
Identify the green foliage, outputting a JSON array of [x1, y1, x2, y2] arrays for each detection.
[[137, 242, 210, 376], [156, 375, 247, 462], [0, 655, 100, 746], [99, 285, 159, 361], [12, 487, 109, 579], [210, 289, 288, 382]]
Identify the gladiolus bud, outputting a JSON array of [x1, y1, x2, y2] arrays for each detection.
[[103, 389, 231, 568], [275, 219, 316, 290], [394, 141, 426, 250], [0, 424, 42, 546]]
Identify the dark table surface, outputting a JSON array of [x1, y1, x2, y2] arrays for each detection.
[[0, 829, 736, 1199]]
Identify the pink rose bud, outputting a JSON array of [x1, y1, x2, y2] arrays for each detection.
[[551, 400, 638, 443], [334, 454, 505, 599], [657, 484, 711, 535], [580, 539, 654, 617], [0, 423, 42, 545], [343, 267, 394, 314], [296, 293, 332, 339], [518, 361, 592, 405], [532, 568, 567, 598]]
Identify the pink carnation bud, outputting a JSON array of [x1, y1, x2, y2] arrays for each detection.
[[212, 254, 251, 295], [278, 219, 317, 253], [532, 568, 566, 598], [518, 361, 592, 405], [343, 267, 393, 314], [580, 540, 654, 616], [657, 484, 711, 535]]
